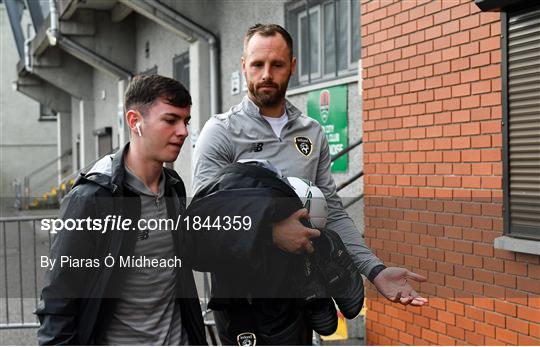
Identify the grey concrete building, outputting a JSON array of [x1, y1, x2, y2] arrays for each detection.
[[1, 2, 57, 211], [3, 0, 365, 342], [5, 0, 363, 198]]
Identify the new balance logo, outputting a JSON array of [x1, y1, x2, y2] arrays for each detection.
[[250, 142, 264, 152]]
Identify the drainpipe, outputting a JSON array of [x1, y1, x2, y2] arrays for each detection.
[[46, 5, 132, 81], [46, 0, 133, 145], [24, 36, 33, 72], [118, 0, 220, 116]]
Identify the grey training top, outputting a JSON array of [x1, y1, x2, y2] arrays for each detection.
[[100, 166, 188, 345], [192, 96, 383, 277]]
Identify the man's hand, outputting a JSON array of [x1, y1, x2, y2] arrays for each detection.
[[272, 209, 320, 254], [373, 267, 428, 306]]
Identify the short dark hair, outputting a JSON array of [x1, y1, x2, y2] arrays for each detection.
[[243, 23, 293, 59], [124, 74, 191, 115]]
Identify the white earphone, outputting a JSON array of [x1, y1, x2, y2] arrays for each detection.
[[135, 122, 142, 137]]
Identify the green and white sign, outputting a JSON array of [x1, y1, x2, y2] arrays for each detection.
[[307, 85, 348, 172]]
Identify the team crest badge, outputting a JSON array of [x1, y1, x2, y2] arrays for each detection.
[[237, 332, 256, 346], [294, 136, 312, 156]]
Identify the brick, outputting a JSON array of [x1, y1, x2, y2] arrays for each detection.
[[481, 148, 501, 161], [461, 94, 481, 109], [460, 13, 480, 30], [472, 163, 492, 175], [399, 331, 414, 345], [453, 163, 471, 175], [480, 11, 500, 25], [465, 331, 485, 345], [434, 61, 451, 75], [472, 216, 493, 230], [452, 137, 470, 149], [531, 320, 540, 338], [451, 57, 470, 72], [443, 151, 461, 163], [454, 240, 473, 254], [462, 227, 482, 242], [480, 64, 500, 80], [466, 305, 484, 321], [442, 19, 460, 35], [474, 268, 494, 283], [474, 242, 493, 257], [451, 31, 470, 46], [481, 92, 501, 106], [462, 176, 481, 188], [471, 135, 492, 148], [426, 76, 442, 89], [496, 327, 518, 345], [519, 335, 540, 346], [471, 51, 491, 68], [471, 24, 490, 41], [475, 297, 495, 311], [461, 68, 480, 83], [480, 36, 501, 52], [452, 84, 471, 97], [461, 150, 481, 162], [451, 2, 471, 20], [495, 300, 517, 317], [464, 254, 483, 267], [484, 257, 504, 272], [476, 321, 496, 338], [461, 41, 480, 57], [481, 176, 501, 189], [485, 311, 506, 328], [434, 9, 451, 25], [517, 277, 540, 294], [481, 119, 501, 134], [494, 273, 516, 288], [422, 328, 439, 344], [430, 320, 447, 334], [447, 325, 465, 340], [471, 80, 491, 94]]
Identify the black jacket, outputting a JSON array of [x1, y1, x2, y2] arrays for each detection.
[[181, 162, 306, 305], [36, 144, 206, 345]]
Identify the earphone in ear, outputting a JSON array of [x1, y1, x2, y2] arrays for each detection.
[[135, 122, 142, 137]]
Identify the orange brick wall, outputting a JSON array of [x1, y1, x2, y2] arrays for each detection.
[[360, 0, 540, 345]]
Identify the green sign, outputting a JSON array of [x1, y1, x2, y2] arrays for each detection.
[[307, 85, 348, 172]]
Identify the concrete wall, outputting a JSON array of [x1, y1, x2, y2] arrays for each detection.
[[0, 5, 57, 208], [6, 0, 364, 204], [214, 0, 287, 111], [92, 11, 136, 150]]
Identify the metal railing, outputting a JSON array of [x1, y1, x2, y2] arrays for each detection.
[[332, 138, 364, 208], [23, 150, 72, 209], [2, 140, 365, 338], [0, 215, 55, 329]]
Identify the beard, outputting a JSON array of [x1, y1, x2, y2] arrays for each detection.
[[247, 76, 290, 109]]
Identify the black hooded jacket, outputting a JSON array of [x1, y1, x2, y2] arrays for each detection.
[[36, 144, 206, 345]]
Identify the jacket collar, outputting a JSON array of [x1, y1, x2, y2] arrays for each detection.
[[78, 142, 180, 194], [241, 95, 302, 121]]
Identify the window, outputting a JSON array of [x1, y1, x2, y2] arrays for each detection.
[[93, 127, 113, 157], [286, 0, 360, 88], [503, 6, 540, 240], [173, 52, 190, 90], [39, 104, 57, 121], [140, 65, 157, 75]]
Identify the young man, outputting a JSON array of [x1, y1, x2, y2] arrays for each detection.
[[37, 75, 206, 345], [193, 24, 428, 344]]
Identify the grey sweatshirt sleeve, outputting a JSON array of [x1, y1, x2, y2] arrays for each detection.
[[192, 117, 234, 195], [315, 132, 384, 277]]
